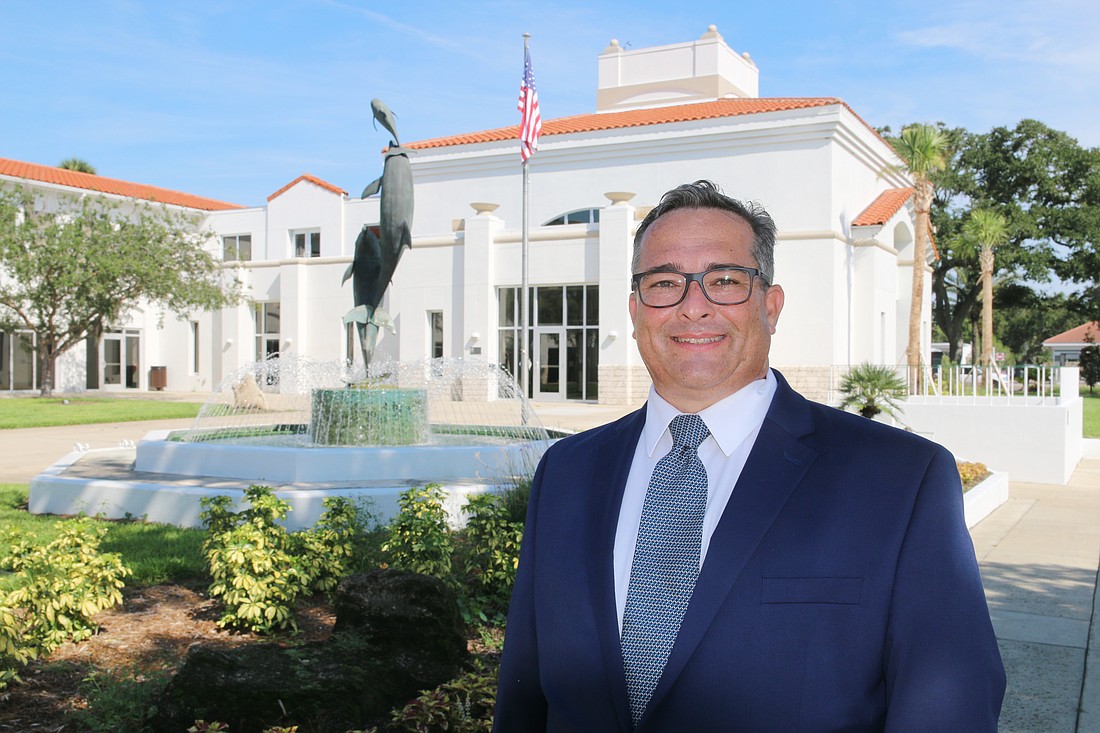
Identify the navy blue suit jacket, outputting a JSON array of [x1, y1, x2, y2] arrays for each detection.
[[494, 371, 1005, 732]]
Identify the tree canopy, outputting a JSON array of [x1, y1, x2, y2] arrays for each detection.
[[926, 119, 1100, 362], [0, 184, 242, 396]]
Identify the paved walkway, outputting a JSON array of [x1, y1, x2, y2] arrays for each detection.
[[1, 394, 1098, 731]]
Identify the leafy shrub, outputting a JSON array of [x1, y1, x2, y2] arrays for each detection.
[[497, 477, 531, 525], [0, 595, 35, 689], [957, 461, 991, 491], [460, 493, 523, 623], [386, 665, 497, 732], [200, 486, 359, 634], [383, 485, 453, 578], [293, 496, 359, 594], [3, 517, 130, 653], [0, 518, 129, 689], [68, 666, 170, 732], [202, 486, 307, 633]]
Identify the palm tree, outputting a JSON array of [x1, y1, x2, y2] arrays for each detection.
[[839, 363, 908, 419], [58, 157, 96, 174], [891, 124, 948, 383], [963, 208, 1010, 385]]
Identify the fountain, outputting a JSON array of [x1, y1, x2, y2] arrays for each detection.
[[29, 356, 567, 531], [28, 99, 568, 529]]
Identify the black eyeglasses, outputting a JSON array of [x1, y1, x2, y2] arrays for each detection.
[[631, 266, 769, 308]]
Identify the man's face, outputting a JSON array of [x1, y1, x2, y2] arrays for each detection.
[[628, 207, 784, 413]]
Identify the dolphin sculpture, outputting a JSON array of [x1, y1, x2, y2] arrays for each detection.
[[344, 138, 414, 368], [370, 98, 400, 147]]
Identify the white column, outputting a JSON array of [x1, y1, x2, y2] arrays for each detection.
[[460, 203, 501, 401], [598, 193, 647, 405]]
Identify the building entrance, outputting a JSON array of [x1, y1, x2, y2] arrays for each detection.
[[498, 284, 599, 402], [101, 329, 141, 390]]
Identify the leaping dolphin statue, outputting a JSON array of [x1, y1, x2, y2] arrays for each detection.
[[371, 98, 400, 147], [344, 140, 414, 368]]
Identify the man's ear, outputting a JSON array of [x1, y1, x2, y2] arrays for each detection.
[[765, 283, 784, 334]]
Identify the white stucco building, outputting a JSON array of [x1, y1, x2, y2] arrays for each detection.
[[1, 26, 929, 405]]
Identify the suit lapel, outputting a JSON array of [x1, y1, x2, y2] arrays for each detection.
[[585, 408, 645, 733], [643, 373, 820, 721]]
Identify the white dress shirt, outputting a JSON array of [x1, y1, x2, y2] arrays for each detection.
[[613, 369, 778, 632]]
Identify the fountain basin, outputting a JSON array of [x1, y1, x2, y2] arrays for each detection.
[[137, 428, 559, 483], [31, 427, 564, 532], [29, 356, 564, 531]]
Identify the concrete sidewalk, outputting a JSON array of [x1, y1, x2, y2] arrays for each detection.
[[973, 453, 1100, 732], [1, 400, 1098, 730]]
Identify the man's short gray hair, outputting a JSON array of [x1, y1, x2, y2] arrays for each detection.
[[632, 180, 777, 283]]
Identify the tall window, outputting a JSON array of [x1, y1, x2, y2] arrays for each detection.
[[254, 302, 281, 361], [222, 234, 252, 261], [428, 311, 444, 358], [190, 321, 200, 374], [292, 230, 321, 258]]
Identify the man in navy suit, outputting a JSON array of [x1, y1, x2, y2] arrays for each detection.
[[494, 180, 1005, 732]]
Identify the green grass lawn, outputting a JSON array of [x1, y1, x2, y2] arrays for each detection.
[[1084, 392, 1100, 439], [0, 397, 201, 429], [0, 484, 207, 588]]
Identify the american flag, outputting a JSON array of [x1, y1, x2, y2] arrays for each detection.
[[518, 46, 542, 163]]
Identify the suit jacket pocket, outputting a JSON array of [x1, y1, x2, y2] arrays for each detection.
[[760, 576, 864, 604]]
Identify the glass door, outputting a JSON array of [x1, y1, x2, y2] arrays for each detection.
[[101, 330, 141, 390], [102, 333, 123, 387], [533, 327, 565, 401]]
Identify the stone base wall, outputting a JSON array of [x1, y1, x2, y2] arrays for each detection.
[[597, 364, 651, 406], [594, 364, 843, 407], [772, 366, 837, 404]]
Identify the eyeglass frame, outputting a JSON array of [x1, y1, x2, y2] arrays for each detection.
[[630, 265, 770, 308]]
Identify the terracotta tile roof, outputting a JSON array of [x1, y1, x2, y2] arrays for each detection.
[[267, 173, 347, 202], [0, 157, 242, 211], [852, 187, 913, 226], [851, 186, 939, 260], [1043, 321, 1099, 345], [407, 97, 872, 150]]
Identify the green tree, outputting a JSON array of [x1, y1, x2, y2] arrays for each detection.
[[890, 124, 949, 375], [928, 120, 1100, 361], [994, 285, 1079, 363], [962, 208, 1010, 375], [57, 158, 97, 175], [0, 184, 242, 396], [1081, 338, 1100, 394]]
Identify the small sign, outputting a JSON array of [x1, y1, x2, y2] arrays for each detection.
[[996, 352, 1005, 361]]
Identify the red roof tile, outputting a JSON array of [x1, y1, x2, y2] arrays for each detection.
[[1044, 321, 1100, 345], [853, 187, 913, 226], [0, 157, 242, 211], [267, 173, 347, 202], [407, 97, 875, 150]]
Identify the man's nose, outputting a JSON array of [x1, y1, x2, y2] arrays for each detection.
[[678, 278, 713, 315]]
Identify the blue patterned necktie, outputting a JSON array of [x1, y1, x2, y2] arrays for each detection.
[[621, 413, 710, 726]]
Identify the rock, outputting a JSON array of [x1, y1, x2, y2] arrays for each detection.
[[231, 371, 267, 411], [151, 570, 468, 732], [333, 569, 468, 676]]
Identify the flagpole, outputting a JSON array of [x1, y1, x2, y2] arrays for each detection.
[[520, 32, 531, 404]]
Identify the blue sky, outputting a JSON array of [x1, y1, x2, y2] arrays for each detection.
[[2, 0, 1097, 207]]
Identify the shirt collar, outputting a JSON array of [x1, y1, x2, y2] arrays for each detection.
[[643, 369, 778, 457]]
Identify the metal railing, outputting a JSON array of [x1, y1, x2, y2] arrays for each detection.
[[905, 364, 1060, 405]]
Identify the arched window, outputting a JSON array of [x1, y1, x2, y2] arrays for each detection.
[[544, 208, 601, 226]]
